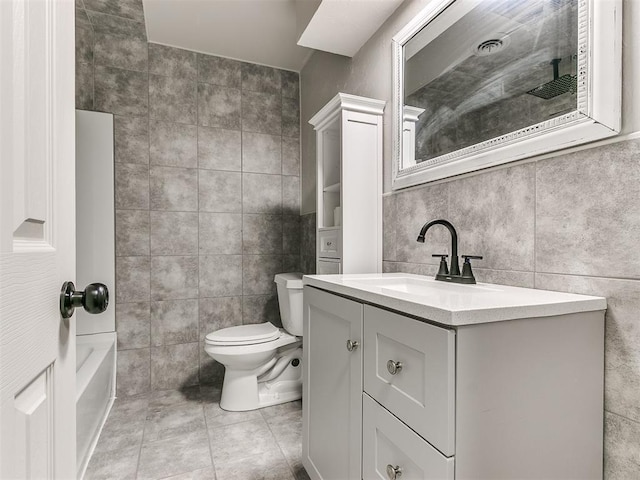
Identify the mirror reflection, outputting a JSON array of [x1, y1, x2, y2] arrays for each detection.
[[403, 0, 578, 166]]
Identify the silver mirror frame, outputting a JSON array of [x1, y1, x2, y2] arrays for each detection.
[[391, 0, 622, 190]]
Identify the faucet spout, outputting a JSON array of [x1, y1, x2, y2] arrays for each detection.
[[417, 219, 460, 276]]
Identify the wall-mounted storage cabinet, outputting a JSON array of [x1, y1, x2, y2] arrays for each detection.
[[309, 93, 385, 275]]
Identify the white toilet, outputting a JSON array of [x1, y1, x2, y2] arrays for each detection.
[[204, 273, 304, 411]]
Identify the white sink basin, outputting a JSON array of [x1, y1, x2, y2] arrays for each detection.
[[344, 276, 502, 296]]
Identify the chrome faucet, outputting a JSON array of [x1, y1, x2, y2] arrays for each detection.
[[417, 219, 482, 284]]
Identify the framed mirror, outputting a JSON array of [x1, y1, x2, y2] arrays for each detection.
[[392, 0, 621, 190]]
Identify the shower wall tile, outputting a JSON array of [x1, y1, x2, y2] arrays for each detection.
[[243, 295, 280, 327], [149, 74, 196, 124], [197, 83, 241, 130], [94, 65, 148, 116], [198, 55, 241, 88], [281, 137, 300, 176], [84, 0, 145, 23], [199, 255, 243, 297], [114, 115, 149, 164], [199, 213, 242, 255], [243, 255, 282, 295], [117, 348, 150, 396], [151, 299, 199, 346], [197, 126, 241, 171], [115, 163, 149, 210], [198, 170, 242, 213], [243, 214, 283, 255], [116, 302, 150, 350], [282, 175, 300, 214], [76, 62, 94, 110], [115, 256, 150, 303], [115, 209, 149, 256], [151, 255, 198, 300], [199, 297, 243, 341], [149, 121, 197, 168], [281, 71, 299, 99], [242, 63, 281, 94], [86, 11, 147, 40], [93, 32, 148, 72], [148, 43, 197, 79], [150, 166, 198, 211], [243, 173, 281, 214], [150, 211, 198, 255], [282, 97, 300, 138], [242, 132, 282, 174], [151, 342, 200, 390], [242, 91, 282, 135]]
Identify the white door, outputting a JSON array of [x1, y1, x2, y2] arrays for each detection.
[[0, 0, 76, 478]]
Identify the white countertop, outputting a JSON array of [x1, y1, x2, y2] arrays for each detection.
[[303, 273, 606, 326]]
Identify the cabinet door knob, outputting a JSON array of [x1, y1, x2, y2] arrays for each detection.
[[386, 464, 402, 479], [387, 360, 403, 375], [346, 340, 359, 352]]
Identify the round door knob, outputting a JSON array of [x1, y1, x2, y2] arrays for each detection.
[[60, 281, 109, 319], [387, 360, 403, 375], [386, 464, 402, 479], [346, 340, 359, 352]]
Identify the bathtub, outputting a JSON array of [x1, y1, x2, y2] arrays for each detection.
[[76, 332, 116, 479]]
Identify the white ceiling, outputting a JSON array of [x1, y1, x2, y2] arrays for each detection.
[[142, 0, 405, 72]]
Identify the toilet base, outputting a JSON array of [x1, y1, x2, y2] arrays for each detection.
[[219, 347, 302, 412]]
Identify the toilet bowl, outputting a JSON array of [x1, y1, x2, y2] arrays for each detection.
[[204, 273, 304, 411]]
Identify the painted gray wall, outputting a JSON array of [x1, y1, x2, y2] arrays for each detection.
[[75, 1, 302, 396], [300, 0, 640, 477]]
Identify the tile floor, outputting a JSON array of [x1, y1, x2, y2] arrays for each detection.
[[84, 385, 310, 480]]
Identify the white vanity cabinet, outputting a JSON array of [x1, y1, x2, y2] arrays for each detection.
[[302, 275, 606, 480]]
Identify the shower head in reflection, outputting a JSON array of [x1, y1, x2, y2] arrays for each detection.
[[527, 58, 577, 100]]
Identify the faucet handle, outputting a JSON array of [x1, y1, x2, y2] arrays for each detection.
[[461, 255, 482, 281], [462, 255, 483, 261], [432, 254, 449, 276]]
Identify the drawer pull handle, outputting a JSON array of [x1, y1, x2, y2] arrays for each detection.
[[387, 360, 403, 375], [386, 464, 402, 479], [346, 340, 359, 352]]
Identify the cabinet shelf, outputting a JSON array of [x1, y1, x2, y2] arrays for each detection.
[[323, 182, 341, 193]]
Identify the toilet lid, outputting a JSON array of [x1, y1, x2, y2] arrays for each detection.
[[205, 322, 281, 346]]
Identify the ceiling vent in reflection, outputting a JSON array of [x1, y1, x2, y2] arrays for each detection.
[[473, 36, 510, 56]]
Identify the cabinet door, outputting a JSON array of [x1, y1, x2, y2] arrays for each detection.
[[303, 287, 363, 480], [362, 394, 454, 480], [364, 306, 456, 456]]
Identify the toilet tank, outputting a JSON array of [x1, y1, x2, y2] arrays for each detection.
[[274, 273, 304, 336]]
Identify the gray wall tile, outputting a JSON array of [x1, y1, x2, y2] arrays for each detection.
[[282, 137, 300, 176], [282, 175, 300, 214], [151, 299, 199, 346], [84, 0, 145, 23], [86, 11, 147, 40], [604, 412, 640, 479], [148, 43, 197, 79], [449, 163, 535, 271], [116, 209, 149, 256], [116, 302, 150, 350], [243, 255, 282, 295], [115, 256, 150, 303], [242, 63, 281, 94], [150, 166, 198, 211], [114, 115, 149, 164], [199, 297, 242, 341], [149, 121, 197, 168], [76, 62, 94, 110], [94, 65, 148, 116], [283, 254, 302, 273], [383, 195, 397, 262], [76, 23, 94, 65], [149, 74, 196, 124], [242, 91, 282, 135], [243, 295, 280, 327], [94, 32, 148, 72], [242, 132, 281, 174], [243, 214, 283, 254], [197, 83, 241, 129], [282, 97, 300, 138], [199, 213, 242, 255], [151, 255, 199, 300], [115, 163, 149, 210], [243, 173, 281, 214], [199, 170, 242, 213], [150, 211, 198, 255], [198, 126, 241, 171], [199, 255, 243, 297], [473, 268, 535, 288], [536, 140, 640, 278], [198, 55, 241, 88], [281, 71, 299, 99], [150, 343, 200, 391], [283, 215, 301, 255], [117, 348, 150, 396]]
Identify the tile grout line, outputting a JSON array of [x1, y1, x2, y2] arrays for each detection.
[[146, 37, 152, 402]]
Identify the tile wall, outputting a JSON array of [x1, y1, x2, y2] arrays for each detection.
[[75, 0, 301, 396]]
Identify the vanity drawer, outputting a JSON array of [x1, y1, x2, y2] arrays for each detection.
[[317, 259, 341, 274], [362, 394, 454, 480], [318, 228, 341, 259], [364, 306, 455, 456]]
